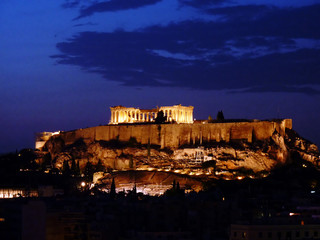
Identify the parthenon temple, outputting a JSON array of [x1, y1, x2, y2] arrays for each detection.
[[109, 104, 194, 124]]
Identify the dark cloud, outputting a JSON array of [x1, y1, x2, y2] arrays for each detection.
[[206, 4, 320, 39], [234, 86, 320, 95], [179, 0, 228, 8], [62, 0, 81, 9], [207, 5, 276, 21], [73, 22, 97, 27], [52, 4, 320, 93], [74, 0, 162, 19]]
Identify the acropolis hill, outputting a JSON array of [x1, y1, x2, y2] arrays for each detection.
[[37, 104, 292, 149], [36, 105, 319, 181]]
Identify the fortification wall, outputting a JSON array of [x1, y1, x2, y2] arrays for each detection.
[[53, 119, 292, 149]]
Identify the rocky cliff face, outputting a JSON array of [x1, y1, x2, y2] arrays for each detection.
[[42, 128, 319, 175]]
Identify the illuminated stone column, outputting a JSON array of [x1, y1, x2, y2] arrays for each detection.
[[111, 111, 114, 123]]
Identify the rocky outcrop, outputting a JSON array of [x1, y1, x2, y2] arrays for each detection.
[[285, 129, 319, 165], [43, 129, 319, 175]]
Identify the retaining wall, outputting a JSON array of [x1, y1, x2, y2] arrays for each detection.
[[54, 119, 292, 149]]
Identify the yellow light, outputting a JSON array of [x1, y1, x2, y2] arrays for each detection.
[[289, 212, 300, 216], [81, 182, 86, 187]]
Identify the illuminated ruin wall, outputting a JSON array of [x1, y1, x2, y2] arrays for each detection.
[[52, 119, 292, 149]]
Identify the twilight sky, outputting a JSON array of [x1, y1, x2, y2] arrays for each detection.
[[1, 0, 320, 153]]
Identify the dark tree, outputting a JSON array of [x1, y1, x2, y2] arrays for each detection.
[[41, 153, 51, 171], [216, 110, 225, 121], [95, 159, 105, 172], [129, 156, 134, 169], [176, 181, 180, 191], [71, 158, 77, 175], [110, 178, 116, 199], [165, 180, 184, 198], [154, 110, 167, 124], [19, 148, 37, 170], [62, 160, 71, 175], [75, 160, 81, 176], [84, 161, 94, 181]]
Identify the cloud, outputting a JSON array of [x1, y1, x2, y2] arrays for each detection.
[[207, 4, 320, 39], [62, 0, 81, 9], [179, 0, 228, 8], [74, 0, 162, 19], [52, 4, 320, 93]]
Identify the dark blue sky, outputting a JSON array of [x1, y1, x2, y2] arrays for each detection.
[[1, 0, 320, 153]]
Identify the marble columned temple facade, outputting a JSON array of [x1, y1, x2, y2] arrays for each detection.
[[109, 105, 194, 124]]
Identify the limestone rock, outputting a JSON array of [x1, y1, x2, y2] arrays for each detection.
[[42, 128, 319, 174]]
